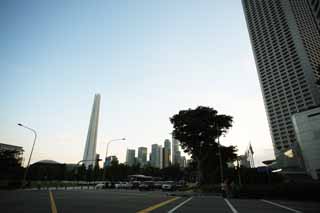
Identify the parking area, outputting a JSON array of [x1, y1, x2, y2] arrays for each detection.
[[0, 190, 319, 213]]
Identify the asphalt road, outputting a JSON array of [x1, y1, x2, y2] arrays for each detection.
[[0, 189, 319, 213]]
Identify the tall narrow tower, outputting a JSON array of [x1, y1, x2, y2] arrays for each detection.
[[83, 94, 101, 168], [172, 137, 180, 165]]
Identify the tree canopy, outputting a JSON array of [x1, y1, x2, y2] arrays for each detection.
[[170, 106, 237, 184]]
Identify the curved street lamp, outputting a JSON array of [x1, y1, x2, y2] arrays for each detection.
[[103, 138, 126, 180], [105, 138, 126, 159], [18, 123, 37, 187]]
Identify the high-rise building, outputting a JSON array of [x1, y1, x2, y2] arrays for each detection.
[[83, 94, 101, 168], [0, 143, 24, 166], [163, 139, 171, 168], [292, 107, 320, 179], [126, 149, 136, 166], [138, 147, 147, 167], [308, 0, 320, 28], [172, 137, 181, 165], [150, 144, 162, 168], [180, 156, 187, 168], [104, 155, 118, 168], [242, 0, 320, 168], [159, 145, 163, 169]]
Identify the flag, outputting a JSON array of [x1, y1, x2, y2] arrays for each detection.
[[249, 143, 254, 155]]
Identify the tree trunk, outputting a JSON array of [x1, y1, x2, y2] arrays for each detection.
[[196, 158, 204, 186]]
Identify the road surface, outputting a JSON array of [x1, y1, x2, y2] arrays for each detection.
[[0, 189, 319, 213]]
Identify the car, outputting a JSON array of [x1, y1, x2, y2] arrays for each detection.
[[161, 181, 176, 191], [138, 181, 154, 191], [95, 183, 105, 189], [115, 182, 125, 189], [123, 182, 133, 189], [153, 181, 163, 190], [104, 181, 114, 188], [131, 181, 141, 189], [115, 182, 133, 189]]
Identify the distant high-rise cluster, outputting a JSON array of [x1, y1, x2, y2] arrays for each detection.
[[242, 0, 320, 170], [125, 138, 187, 168]]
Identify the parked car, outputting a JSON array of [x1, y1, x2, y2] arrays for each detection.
[[161, 181, 176, 191], [115, 182, 133, 189], [95, 183, 105, 189], [123, 182, 133, 189], [131, 181, 141, 189], [176, 180, 186, 190], [138, 181, 154, 191], [104, 181, 113, 188], [154, 181, 164, 190]]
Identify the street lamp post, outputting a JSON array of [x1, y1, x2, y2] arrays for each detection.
[[103, 138, 126, 180], [75, 159, 102, 188], [18, 123, 37, 188]]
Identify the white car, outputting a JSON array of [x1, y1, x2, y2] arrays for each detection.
[[162, 181, 176, 191], [95, 183, 105, 189], [115, 182, 133, 189]]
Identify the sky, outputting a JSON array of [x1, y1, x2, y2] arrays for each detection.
[[0, 0, 275, 166]]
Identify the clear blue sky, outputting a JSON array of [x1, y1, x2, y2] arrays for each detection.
[[0, 0, 274, 165]]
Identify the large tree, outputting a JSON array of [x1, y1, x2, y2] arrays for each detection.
[[170, 106, 236, 184]]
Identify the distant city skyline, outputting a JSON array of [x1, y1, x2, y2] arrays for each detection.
[[1, 0, 274, 166], [126, 139, 185, 168]]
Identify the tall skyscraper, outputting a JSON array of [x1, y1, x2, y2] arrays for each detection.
[[150, 144, 162, 168], [83, 94, 101, 168], [126, 149, 136, 166], [163, 139, 171, 168], [138, 147, 147, 166], [242, 0, 320, 168], [180, 156, 187, 168], [172, 137, 181, 165], [308, 0, 320, 28], [159, 145, 163, 169]]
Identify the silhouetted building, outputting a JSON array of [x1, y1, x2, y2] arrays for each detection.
[[0, 143, 24, 166], [28, 160, 64, 180], [138, 147, 147, 167], [242, 0, 320, 169], [308, 0, 320, 28], [180, 156, 187, 168], [150, 144, 162, 168], [163, 139, 171, 168], [176, 151, 181, 167], [104, 156, 118, 168], [126, 149, 136, 166], [172, 137, 181, 165]]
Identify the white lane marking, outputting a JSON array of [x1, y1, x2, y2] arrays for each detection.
[[261, 199, 303, 213], [168, 197, 193, 213], [224, 199, 239, 213]]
